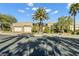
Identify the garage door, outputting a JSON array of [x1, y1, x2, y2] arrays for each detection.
[[24, 27, 32, 33], [14, 27, 22, 32]]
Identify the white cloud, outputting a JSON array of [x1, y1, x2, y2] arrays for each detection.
[[52, 10, 58, 15], [32, 7, 38, 11], [54, 10, 58, 14], [46, 9, 51, 13], [32, 14, 34, 16], [32, 7, 51, 12], [26, 7, 30, 10], [27, 3, 34, 7], [67, 3, 72, 9], [17, 9, 25, 13]]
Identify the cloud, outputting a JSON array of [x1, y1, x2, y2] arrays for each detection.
[[52, 10, 58, 15], [67, 3, 72, 9], [26, 8, 30, 10], [54, 10, 58, 14], [32, 14, 34, 16], [32, 7, 38, 11], [46, 9, 51, 13], [17, 9, 25, 13], [32, 7, 51, 12], [27, 3, 34, 7]]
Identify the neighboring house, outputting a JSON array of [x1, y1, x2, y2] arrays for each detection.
[[48, 22, 53, 31], [70, 24, 79, 31], [11, 22, 32, 33], [48, 22, 79, 31], [48, 22, 53, 28]]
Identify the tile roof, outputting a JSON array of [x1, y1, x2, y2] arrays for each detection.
[[12, 22, 32, 27]]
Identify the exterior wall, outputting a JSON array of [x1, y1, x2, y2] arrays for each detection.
[[70, 25, 79, 31], [12, 26, 23, 33], [12, 26, 32, 33], [14, 27, 23, 32], [24, 26, 32, 33], [11, 22, 33, 33], [48, 22, 53, 27]]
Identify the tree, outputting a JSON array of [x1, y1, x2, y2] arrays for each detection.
[[57, 16, 66, 32], [32, 23, 39, 33], [32, 7, 49, 33], [0, 14, 17, 31], [44, 25, 49, 33], [69, 3, 79, 33], [55, 16, 73, 33], [64, 16, 73, 32], [53, 22, 60, 33]]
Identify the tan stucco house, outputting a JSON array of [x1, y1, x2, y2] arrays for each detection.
[[11, 22, 79, 33], [11, 22, 32, 33], [11, 22, 53, 33]]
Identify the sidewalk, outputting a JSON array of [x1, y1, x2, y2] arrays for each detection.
[[0, 31, 18, 36], [34, 33, 79, 39], [52, 33, 79, 39]]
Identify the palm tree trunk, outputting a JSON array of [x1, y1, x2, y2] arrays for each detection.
[[38, 21, 41, 33], [73, 15, 76, 34], [0, 23, 1, 31], [39, 19, 43, 33], [1, 24, 3, 30], [41, 21, 43, 33], [39, 21, 42, 33]]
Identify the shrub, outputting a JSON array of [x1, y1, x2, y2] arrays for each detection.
[[76, 30, 79, 35], [68, 30, 74, 34], [32, 26, 38, 33], [43, 26, 49, 33], [64, 29, 74, 34]]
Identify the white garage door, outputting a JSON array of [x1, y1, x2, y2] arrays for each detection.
[[14, 27, 22, 32], [24, 27, 32, 33]]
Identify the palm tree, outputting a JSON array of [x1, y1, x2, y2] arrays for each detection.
[[64, 16, 73, 32], [69, 3, 79, 33], [32, 7, 49, 33], [56, 16, 73, 33], [57, 16, 66, 32]]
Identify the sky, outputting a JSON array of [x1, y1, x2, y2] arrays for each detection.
[[0, 3, 79, 24]]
